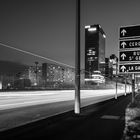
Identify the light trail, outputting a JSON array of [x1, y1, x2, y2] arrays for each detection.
[[0, 89, 130, 110], [0, 89, 131, 132], [0, 42, 105, 75], [0, 42, 75, 68]]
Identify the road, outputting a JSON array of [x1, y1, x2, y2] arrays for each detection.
[[0, 92, 131, 140], [0, 89, 129, 110], [0, 89, 130, 132]]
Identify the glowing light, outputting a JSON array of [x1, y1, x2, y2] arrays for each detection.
[[103, 34, 106, 38], [7, 83, 11, 86], [85, 25, 90, 29], [100, 61, 105, 64], [93, 71, 101, 74], [88, 27, 97, 32], [34, 82, 37, 86], [84, 77, 105, 83]]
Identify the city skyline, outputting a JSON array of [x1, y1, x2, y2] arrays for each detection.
[[0, 0, 140, 68]]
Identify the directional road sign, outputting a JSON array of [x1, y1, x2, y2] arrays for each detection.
[[119, 50, 140, 62], [120, 25, 140, 39], [120, 39, 140, 49], [119, 63, 140, 73]]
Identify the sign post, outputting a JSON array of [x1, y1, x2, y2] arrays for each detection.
[[125, 73, 127, 96], [132, 74, 135, 103], [115, 75, 118, 99], [119, 25, 140, 102]]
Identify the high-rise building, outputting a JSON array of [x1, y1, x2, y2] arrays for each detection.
[[42, 63, 47, 80], [109, 54, 118, 76], [85, 24, 106, 81], [105, 58, 110, 78]]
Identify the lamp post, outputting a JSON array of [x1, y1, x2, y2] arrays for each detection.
[[115, 60, 118, 99], [35, 61, 39, 86], [109, 54, 118, 99], [124, 71, 128, 96], [75, 0, 81, 114]]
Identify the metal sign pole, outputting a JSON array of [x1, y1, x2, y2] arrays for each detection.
[[115, 76, 117, 99], [132, 73, 135, 103], [115, 62, 118, 99], [75, 0, 81, 114], [125, 73, 127, 96]]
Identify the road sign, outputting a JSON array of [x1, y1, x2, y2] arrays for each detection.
[[120, 25, 140, 39], [119, 63, 140, 73], [119, 50, 140, 62], [119, 39, 140, 49]]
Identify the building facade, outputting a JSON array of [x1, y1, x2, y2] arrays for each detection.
[[42, 63, 75, 88], [85, 24, 106, 82]]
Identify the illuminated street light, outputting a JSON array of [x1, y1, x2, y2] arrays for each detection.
[[35, 61, 39, 86], [103, 34, 106, 38], [109, 54, 118, 99]]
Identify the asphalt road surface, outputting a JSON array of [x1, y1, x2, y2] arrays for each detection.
[[0, 89, 128, 131], [0, 89, 128, 110], [0, 93, 131, 140]]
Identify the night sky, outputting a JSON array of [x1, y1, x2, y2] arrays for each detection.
[[0, 0, 140, 68]]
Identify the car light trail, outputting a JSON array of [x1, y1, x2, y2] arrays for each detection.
[[0, 89, 130, 110]]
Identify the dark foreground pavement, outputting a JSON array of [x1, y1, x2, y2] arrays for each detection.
[[0, 94, 131, 140]]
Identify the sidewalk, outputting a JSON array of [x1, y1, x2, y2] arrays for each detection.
[[122, 93, 140, 139], [0, 95, 131, 140]]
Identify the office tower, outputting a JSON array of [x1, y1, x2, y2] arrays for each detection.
[[85, 24, 106, 80]]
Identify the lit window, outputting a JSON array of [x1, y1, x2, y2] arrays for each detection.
[[88, 27, 97, 32], [85, 25, 90, 29], [87, 49, 96, 55]]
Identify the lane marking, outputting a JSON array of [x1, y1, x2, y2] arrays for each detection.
[[101, 115, 120, 120]]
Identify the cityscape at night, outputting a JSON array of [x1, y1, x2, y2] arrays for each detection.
[[1, 0, 140, 140]]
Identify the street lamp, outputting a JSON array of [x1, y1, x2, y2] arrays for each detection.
[[109, 54, 118, 99], [35, 61, 39, 86], [75, 0, 81, 114], [124, 71, 128, 96]]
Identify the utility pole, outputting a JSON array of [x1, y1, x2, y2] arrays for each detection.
[[75, 0, 81, 114]]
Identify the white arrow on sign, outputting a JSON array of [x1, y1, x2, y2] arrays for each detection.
[[121, 65, 126, 72], [121, 53, 126, 60], [121, 29, 127, 36], [121, 42, 126, 48]]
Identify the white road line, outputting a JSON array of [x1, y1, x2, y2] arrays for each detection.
[[101, 115, 120, 120]]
